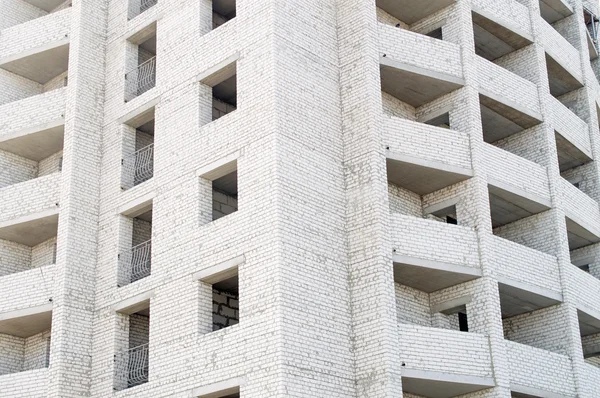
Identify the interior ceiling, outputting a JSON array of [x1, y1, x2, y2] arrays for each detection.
[[498, 282, 561, 318], [1, 44, 69, 84], [539, 0, 573, 24], [0, 213, 59, 247], [213, 0, 236, 18], [213, 75, 237, 107], [545, 54, 583, 97], [375, 0, 455, 25], [138, 119, 155, 136], [393, 260, 480, 293], [380, 65, 463, 108], [0, 310, 52, 338], [555, 132, 590, 172], [213, 170, 238, 197], [0, 125, 64, 161], [22, 0, 65, 12], [472, 12, 532, 61], [136, 209, 153, 223], [578, 309, 600, 337], [489, 193, 534, 228], [213, 275, 239, 295], [402, 375, 493, 398], [386, 158, 472, 196], [565, 217, 600, 250], [139, 35, 157, 55], [479, 95, 542, 143], [488, 185, 549, 229]]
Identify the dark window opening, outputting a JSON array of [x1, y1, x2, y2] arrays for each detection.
[[425, 27, 443, 40], [212, 75, 237, 121], [213, 0, 236, 29], [212, 170, 238, 221], [213, 275, 239, 331], [458, 312, 469, 332]]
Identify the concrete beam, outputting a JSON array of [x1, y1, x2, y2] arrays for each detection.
[[113, 289, 154, 315], [188, 377, 246, 398], [193, 255, 245, 284]]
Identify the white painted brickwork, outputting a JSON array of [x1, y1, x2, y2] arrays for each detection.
[[0, 0, 600, 397]]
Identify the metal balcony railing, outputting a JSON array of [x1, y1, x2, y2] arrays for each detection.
[[122, 143, 154, 188], [129, 0, 157, 20], [114, 343, 149, 390], [118, 240, 151, 286], [125, 57, 156, 102]]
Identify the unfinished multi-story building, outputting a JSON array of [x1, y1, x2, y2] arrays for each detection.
[[3, 0, 600, 396]]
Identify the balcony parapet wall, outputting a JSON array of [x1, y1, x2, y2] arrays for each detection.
[[0, 8, 71, 61], [506, 340, 576, 397], [0, 87, 66, 137], [390, 214, 480, 269]]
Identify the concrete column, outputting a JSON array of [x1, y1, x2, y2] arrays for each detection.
[[523, 0, 590, 395], [46, 0, 106, 396], [337, 1, 403, 397], [453, 2, 512, 396]]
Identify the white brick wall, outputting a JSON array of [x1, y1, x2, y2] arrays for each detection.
[[1, 0, 600, 396]]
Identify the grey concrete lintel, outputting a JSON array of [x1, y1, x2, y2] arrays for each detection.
[[113, 289, 155, 315], [193, 255, 244, 284]]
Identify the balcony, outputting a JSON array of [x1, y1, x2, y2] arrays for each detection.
[[484, 145, 551, 228], [0, 7, 70, 107], [472, 6, 532, 62], [582, 364, 600, 396], [560, 178, 600, 245], [539, 0, 573, 24], [383, 118, 472, 196], [117, 199, 152, 287], [0, 305, 52, 381], [476, 58, 542, 129], [539, 19, 583, 97], [378, 25, 463, 79], [122, 144, 154, 189], [118, 240, 151, 286], [569, 266, 600, 326], [397, 324, 494, 397], [376, 0, 456, 25], [114, 343, 149, 389], [488, 236, 561, 316], [380, 52, 464, 109], [391, 215, 481, 293], [506, 341, 575, 397], [113, 297, 150, 391], [125, 56, 156, 102], [550, 97, 592, 172]]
